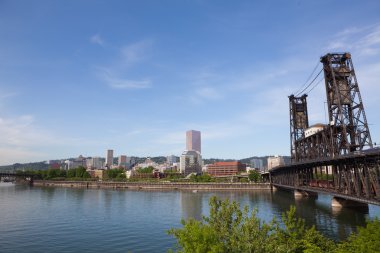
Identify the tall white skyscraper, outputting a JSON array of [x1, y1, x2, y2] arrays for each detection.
[[186, 130, 201, 153], [106, 149, 113, 169]]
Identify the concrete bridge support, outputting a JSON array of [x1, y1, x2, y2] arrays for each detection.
[[294, 189, 318, 199], [331, 197, 368, 209]]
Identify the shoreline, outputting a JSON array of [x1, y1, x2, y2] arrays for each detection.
[[33, 180, 271, 191]]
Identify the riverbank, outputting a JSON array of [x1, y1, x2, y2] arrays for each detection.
[[33, 180, 271, 191]]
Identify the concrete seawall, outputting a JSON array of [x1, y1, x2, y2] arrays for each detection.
[[33, 180, 271, 191]]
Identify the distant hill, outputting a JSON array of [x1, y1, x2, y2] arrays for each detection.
[[0, 162, 49, 172]]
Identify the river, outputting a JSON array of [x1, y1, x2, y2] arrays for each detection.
[[1, 182, 379, 253]]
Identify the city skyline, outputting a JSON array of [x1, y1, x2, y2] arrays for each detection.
[[1, 1, 380, 165]]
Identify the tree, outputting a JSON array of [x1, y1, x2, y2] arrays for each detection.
[[136, 166, 154, 174], [335, 218, 380, 253], [248, 170, 261, 182], [75, 166, 87, 178], [104, 168, 125, 180], [168, 196, 335, 253], [67, 169, 76, 178], [189, 173, 214, 182]]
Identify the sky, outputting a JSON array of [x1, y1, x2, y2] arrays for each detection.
[[1, 0, 380, 165]]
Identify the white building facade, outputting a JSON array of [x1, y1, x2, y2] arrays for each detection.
[[267, 156, 285, 170], [179, 150, 202, 176]]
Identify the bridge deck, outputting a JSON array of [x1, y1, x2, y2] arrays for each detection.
[[270, 148, 380, 206], [272, 183, 380, 206]]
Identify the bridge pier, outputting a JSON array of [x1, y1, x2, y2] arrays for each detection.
[[331, 197, 368, 209], [294, 189, 318, 199]]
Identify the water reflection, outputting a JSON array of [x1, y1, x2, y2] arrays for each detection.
[[1, 184, 379, 253], [269, 190, 369, 240], [180, 191, 203, 220]]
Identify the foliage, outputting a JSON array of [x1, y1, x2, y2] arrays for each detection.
[[136, 166, 154, 174], [67, 168, 76, 178], [165, 172, 184, 181], [248, 170, 261, 182], [239, 177, 249, 183], [105, 168, 125, 179], [17, 166, 91, 180], [189, 173, 214, 182], [335, 218, 380, 253], [168, 196, 337, 253], [74, 166, 88, 178]]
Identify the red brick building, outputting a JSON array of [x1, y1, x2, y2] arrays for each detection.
[[207, 161, 246, 177]]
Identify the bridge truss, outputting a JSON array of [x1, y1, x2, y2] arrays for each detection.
[[271, 52, 380, 206]]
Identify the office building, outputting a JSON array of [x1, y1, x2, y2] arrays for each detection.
[[106, 149, 113, 169], [179, 150, 202, 176], [251, 158, 264, 172], [118, 155, 127, 168], [186, 130, 201, 153], [86, 157, 104, 169], [166, 155, 177, 165], [65, 155, 86, 170], [207, 161, 246, 177]]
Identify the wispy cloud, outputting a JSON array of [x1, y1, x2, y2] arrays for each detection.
[[196, 87, 222, 100], [326, 24, 380, 56], [188, 86, 223, 104], [0, 115, 55, 164], [0, 113, 109, 165], [90, 34, 104, 46], [98, 68, 151, 89], [0, 115, 58, 147], [121, 39, 153, 66], [96, 39, 154, 90]]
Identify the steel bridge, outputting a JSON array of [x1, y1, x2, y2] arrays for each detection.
[[0, 172, 35, 185], [269, 53, 380, 207]]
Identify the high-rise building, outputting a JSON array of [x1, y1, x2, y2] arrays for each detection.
[[179, 150, 202, 176], [86, 157, 104, 169], [251, 158, 264, 171], [118, 155, 127, 168], [106, 149, 113, 169], [186, 130, 201, 153], [166, 155, 177, 165]]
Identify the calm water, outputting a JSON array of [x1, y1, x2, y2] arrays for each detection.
[[1, 183, 380, 253]]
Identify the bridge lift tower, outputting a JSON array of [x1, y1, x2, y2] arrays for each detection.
[[321, 53, 373, 155], [289, 94, 309, 162]]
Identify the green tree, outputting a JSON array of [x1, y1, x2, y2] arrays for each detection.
[[168, 196, 335, 253], [248, 170, 261, 182], [67, 168, 76, 178], [189, 173, 214, 182], [75, 166, 86, 178], [335, 218, 380, 253], [105, 168, 125, 179], [136, 166, 154, 174]]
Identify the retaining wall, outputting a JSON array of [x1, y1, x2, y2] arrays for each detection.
[[33, 180, 271, 191]]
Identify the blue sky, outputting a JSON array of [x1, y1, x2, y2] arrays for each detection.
[[1, 0, 380, 165]]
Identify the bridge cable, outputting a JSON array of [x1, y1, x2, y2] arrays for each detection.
[[293, 61, 321, 95], [295, 68, 323, 97], [305, 76, 324, 95]]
